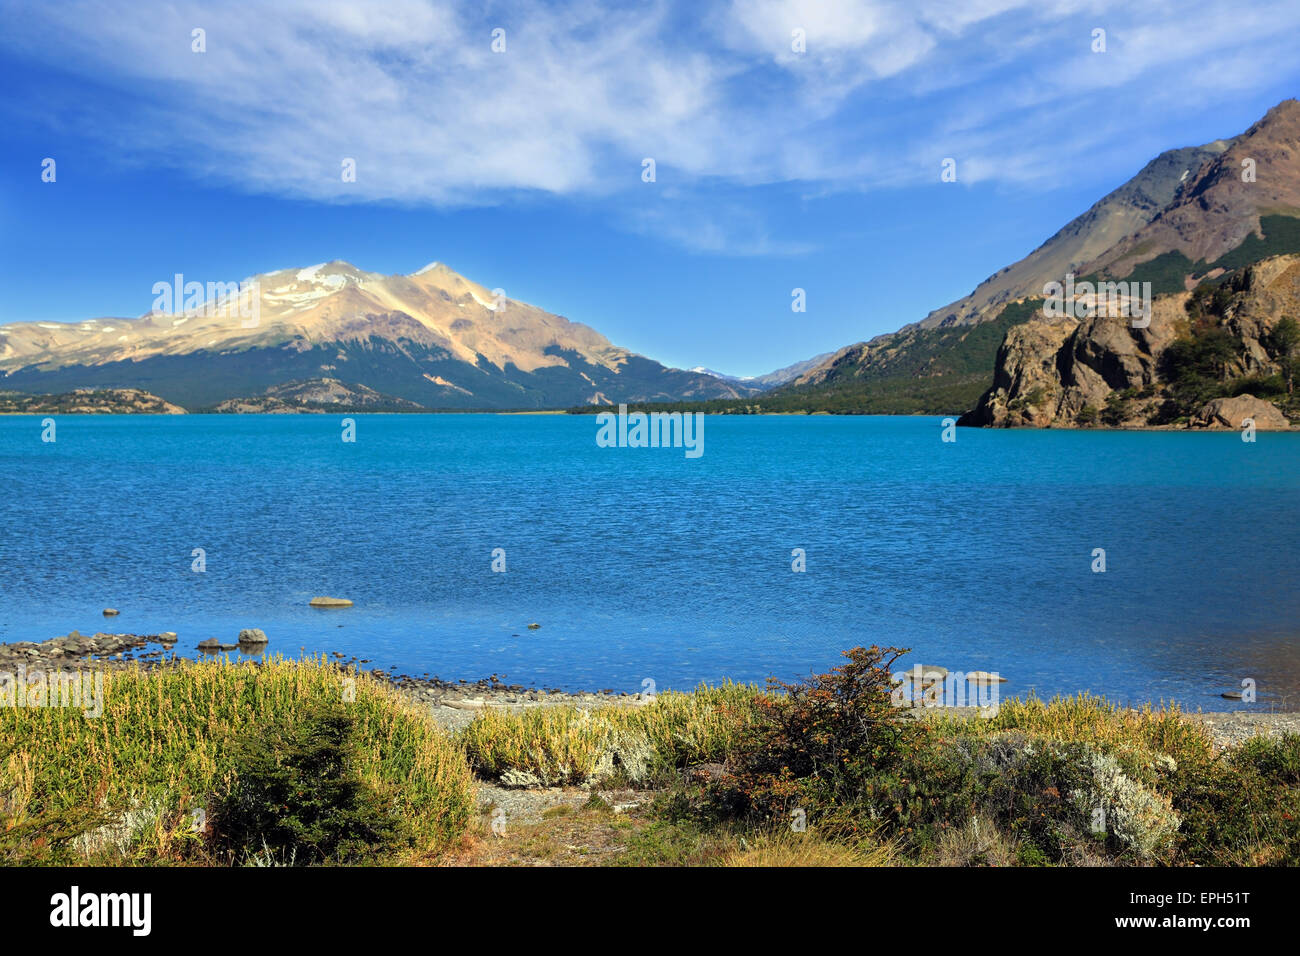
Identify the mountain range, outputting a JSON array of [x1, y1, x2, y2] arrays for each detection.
[[0, 261, 768, 410], [3, 99, 1299, 419], [693, 98, 1300, 420]]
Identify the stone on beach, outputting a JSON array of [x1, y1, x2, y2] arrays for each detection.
[[237, 628, 269, 645], [310, 596, 354, 607]]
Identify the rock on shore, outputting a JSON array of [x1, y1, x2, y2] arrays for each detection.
[[1190, 394, 1291, 429]]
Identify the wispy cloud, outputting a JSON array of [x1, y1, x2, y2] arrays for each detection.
[[2, 0, 1298, 250]]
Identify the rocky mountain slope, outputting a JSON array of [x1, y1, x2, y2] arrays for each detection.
[[0, 262, 759, 411], [920, 99, 1300, 330], [1078, 101, 1300, 284], [765, 99, 1300, 416]]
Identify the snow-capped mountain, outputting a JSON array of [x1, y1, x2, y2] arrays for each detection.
[[0, 261, 760, 410]]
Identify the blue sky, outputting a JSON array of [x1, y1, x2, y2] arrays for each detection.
[[2, 0, 1298, 377]]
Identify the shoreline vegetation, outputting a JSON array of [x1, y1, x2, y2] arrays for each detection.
[[4, 636, 1299, 867], [2, 388, 1296, 431]]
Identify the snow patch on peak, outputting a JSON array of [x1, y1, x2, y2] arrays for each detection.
[[414, 261, 440, 275], [691, 366, 753, 381], [296, 263, 328, 282], [470, 289, 502, 311]]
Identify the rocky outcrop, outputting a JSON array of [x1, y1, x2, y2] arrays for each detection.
[[962, 256, 1299, 429], [213, 378, 423, 413], [1191, 394, 1291, 430], [957, 318, 1078, 427]]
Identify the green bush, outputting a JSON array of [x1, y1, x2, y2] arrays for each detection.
[[857, 730, 1180, 863], [1169, 734, 1300, 865], [1225, 373, 1285, 398], [208, 700, 411, 865], [685, 653, 1189, 864]]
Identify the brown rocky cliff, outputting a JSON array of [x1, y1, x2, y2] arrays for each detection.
[[960, 255, 1300, 428]]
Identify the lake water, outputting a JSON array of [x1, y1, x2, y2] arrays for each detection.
[[1, 413, 1298, 710]]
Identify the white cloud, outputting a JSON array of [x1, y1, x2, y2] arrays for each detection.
[[623, 194, 818, 257], [2, 0, 1298, 249]]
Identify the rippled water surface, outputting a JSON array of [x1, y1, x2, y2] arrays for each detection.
[[2, 414, 1297, 709]]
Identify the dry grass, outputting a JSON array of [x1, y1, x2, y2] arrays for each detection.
[[933, 816, 1020, 867], [458, 682, 762, 787], [0, 657, 476, 862], [718, 828, 897, 867], [927, 692, 1217, 766]]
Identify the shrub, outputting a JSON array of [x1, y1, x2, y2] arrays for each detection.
[[1234, 733, 1300, 784], [1225, 373, 1286, 398], [692, 674, 1191, 864], [916, 732, 1179, 863], [1170, 734, 1300, 865], [1159, 325, 1242, 410], [208, 699, 410, 865], [702, 646, 916, 822], [1267, 316, 1299, 396]]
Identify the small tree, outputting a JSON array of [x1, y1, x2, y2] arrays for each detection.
[[209, 700, 409, 865], [714, 646, 913, 820]]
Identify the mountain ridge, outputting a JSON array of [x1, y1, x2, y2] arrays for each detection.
[[755, 99, 1300, 415], [0, 261, 762, 410]]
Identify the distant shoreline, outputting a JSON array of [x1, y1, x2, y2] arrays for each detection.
[[4, 406, 1297, 431]]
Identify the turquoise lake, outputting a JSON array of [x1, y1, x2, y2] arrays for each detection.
[[1, 413, 1297, 709]]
